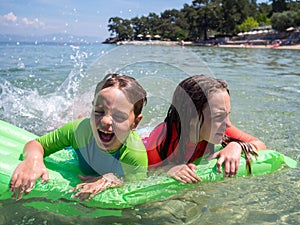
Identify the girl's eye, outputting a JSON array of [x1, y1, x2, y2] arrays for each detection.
[[213, 113, 226, 121]]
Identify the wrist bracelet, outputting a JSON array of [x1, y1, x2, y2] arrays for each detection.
[[236, 141, 258, 175]]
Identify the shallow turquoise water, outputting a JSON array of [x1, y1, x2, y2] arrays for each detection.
[[0, 43, 299, 224]]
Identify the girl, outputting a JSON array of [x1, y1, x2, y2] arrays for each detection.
[[145, 75, 266, 183], [10, 74, 148, 201]]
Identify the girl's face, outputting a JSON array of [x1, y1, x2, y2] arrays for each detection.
[[91, 86, 142, 151], [197, 90, 231, 144]]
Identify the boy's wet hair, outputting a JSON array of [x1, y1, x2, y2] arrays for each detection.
[[94, 74, 147, 117]]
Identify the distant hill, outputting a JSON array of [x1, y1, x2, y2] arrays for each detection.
[[0, 33, 102, 44]]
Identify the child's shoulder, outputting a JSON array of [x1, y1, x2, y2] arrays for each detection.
[[61, 118, 91, 136], [70, 118, 90, 129], [124, 130, 146, 151], [71, 118, 93, 147]]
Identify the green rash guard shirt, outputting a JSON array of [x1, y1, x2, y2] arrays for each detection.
[[35, 118, 148, 180]]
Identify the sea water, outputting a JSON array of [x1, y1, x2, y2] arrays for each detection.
[[0, 43, 299, 225]]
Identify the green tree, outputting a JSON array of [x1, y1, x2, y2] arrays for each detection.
[[108, 17, 133, 41], [271, 10, 297, 31], [256, 13, 272, 26], [248, 0, 259, 19], [287, 1, 300, 11], [271, 0, 288, 13], [147, 13, 161, 36], [219, 0, 252, 35], [237, 17, 259, 32], [259, 2, 273, 16], [192, 0, 221, 40], [105, 0, 300, 43], [159, 9, 188, 40], [131, 16, 145, 38], [181, 4, 199, 40]]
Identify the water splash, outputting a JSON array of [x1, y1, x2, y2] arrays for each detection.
[[0, 44, 90, 135], [0, 79, 71, 134]]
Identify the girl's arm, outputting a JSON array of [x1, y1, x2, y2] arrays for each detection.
[[225, 124, 266, 150], [207, 121, 266, 176], [146, 123, 201, 183]]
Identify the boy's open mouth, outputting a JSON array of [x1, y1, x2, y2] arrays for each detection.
[[98, 130, 114, 143]]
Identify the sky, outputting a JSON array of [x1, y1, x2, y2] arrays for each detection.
[[0, 0, 268, 41]]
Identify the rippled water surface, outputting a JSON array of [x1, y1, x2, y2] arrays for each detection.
[[0, 43, 299, 225]]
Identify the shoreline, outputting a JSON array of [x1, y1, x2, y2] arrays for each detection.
[[217, 44, 300, 50], [116, 40, 300, 50]]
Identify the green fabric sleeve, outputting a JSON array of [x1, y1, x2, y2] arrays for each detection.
[[36, 119, 147, 179], [119, 131, 148, 180], [36, 119, 83, 156]]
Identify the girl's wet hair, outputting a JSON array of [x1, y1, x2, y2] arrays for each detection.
[[158, 74, 229, 162], [172, 74, 229, 122], [158, 75, 257, 174], [94, 74, 147, 117]]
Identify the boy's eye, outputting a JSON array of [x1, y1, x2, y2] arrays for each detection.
[[112, 113, 128, 123], [94, 110, 105, 116]]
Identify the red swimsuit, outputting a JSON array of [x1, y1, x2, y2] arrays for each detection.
[[144, 122, 258, 167]]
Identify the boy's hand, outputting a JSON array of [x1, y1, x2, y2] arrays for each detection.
[[70, 173, 123, 201], [10, 159, 49, 200]]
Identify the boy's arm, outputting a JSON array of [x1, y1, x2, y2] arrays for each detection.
[[10, 119, 81, 199], [10, 140, 49, 200], [36, 120, 80, 156]]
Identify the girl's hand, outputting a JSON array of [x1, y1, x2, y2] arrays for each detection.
[[167, 164, 201, 184], [10, 159, 49, 200], [70, 173, 123, 201], [206, 142, 242, 177]]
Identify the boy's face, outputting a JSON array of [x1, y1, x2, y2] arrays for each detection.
[[91, 86, 142, 151]]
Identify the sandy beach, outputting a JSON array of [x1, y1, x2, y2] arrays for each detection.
[[117, 40, 181, 46], [217, 44, 300, 50], [117, 40, 300, 50]]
